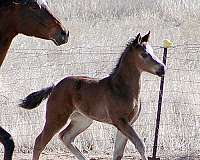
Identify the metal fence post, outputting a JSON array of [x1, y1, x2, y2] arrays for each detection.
[[148, 40, 172, 160]]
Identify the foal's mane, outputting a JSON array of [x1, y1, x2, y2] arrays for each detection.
[[110, 38, 136, 76]]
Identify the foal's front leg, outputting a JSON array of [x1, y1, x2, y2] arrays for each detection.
[[113, 119, 147, 160], [113, 130, 128, 160], [113, 105, 141, 160]]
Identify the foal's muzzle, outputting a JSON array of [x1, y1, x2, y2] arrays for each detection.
[[53, 30, 69, 46], [156, 65, 166, 77]]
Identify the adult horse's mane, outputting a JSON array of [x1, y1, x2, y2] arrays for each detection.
[[0, 0, 12, 7], [0, 0, 46, 7]]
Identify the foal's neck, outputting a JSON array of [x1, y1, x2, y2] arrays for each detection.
[[0, 10, 16, 66], [109, 51, 141, 100]]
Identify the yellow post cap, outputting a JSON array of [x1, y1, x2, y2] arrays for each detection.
[[163, 39, 173, 48]]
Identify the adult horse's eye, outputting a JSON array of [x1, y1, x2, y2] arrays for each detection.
[[30, 3, 38, 9], [141, 52, 148, 58]]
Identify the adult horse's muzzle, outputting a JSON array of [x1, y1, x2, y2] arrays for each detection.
[[156, 65, 167, 77], [52, 30, 69, 46]]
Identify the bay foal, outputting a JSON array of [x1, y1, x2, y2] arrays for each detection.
[[0, 0, 68, 159], [20, 32, 166, 160]]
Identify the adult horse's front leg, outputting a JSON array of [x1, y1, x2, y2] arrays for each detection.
[[113, 119, 147, 160], [0, 126, 15, 160], [0, 44, 12, 67]]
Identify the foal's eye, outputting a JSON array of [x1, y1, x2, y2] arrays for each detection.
[[141, 52, 148, 58]]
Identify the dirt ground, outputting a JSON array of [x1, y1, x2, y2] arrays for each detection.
[[1, 152, 200, 160], [0, 152, 137, 160]]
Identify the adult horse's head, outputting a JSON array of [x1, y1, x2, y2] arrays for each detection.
[[130, 32, 166, 77], [11, 0, 69, 45]]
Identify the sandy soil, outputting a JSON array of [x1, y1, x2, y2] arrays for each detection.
[[0, 151, 200, 160]]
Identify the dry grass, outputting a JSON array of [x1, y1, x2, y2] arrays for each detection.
[[0, 0, 200, 159]]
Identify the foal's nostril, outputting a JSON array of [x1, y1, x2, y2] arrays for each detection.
[[160, 66, 165, 75], [156, 65, 165, 77], [161, 66, 165, 73]]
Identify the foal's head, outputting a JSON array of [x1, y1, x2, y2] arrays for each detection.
[[129, 32, 166, 77], [9, 0, 69, 45]]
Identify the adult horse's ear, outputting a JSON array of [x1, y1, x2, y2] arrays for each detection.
[[13, 0, 29, 5], [142, 31, 150, 42], [134, 33, 141, 45]]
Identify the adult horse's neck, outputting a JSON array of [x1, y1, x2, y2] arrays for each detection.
[[109, 48, 141, 100], [0, 8, 17, 66]]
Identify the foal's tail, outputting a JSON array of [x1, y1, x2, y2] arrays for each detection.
[[19, 84, 55, 109]]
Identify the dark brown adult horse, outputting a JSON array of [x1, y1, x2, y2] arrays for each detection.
[[0, 0, 69, 66], [20, 32, 166, 160], [0, 0, 69, 159]]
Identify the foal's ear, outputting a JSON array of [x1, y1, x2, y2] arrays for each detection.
[[134, 33, 142, 45], [141, 31, 150, 42]]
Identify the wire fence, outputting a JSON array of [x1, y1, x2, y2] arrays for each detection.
[[0, 44, 200, 159]]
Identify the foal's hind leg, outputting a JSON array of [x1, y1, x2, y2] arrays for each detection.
[[32, 115, 69, 160], [32, 104, 72, 160], [59, 112, 93, 160]]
